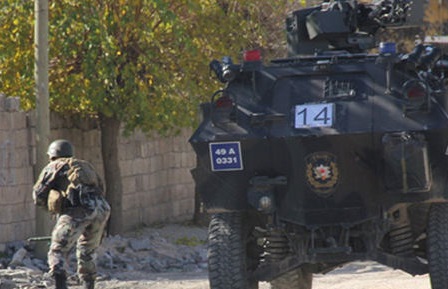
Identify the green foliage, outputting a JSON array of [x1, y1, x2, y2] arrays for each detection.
[[425, 0, 448, 35], [0, 0, 297, 134], [0, 1, 35, 103]]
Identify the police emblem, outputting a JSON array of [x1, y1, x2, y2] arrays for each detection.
[[305, 152, 339, 195]]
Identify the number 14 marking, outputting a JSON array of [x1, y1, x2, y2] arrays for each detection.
[[294, 103, 334, 128]]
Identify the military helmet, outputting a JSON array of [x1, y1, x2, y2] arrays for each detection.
[[47, 139, 74, 159]]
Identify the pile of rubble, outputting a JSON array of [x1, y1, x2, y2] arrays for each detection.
[[0, 224, 208, 289]]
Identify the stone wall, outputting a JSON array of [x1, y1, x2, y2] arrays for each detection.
[[119, 130, 196, 231], [0, 95, 197, 244], [0, 95, 35, 244]]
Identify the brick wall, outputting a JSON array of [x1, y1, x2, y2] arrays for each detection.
[[0, 94, 197, 244]]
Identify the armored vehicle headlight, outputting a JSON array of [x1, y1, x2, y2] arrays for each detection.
[[259, 196, 273, 211]]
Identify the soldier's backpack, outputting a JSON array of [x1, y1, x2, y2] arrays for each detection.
[[47, 158, 102, 214], [66, 158, 101, 189]]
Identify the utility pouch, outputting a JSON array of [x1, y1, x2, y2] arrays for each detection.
[[47, 189, 63, 214]]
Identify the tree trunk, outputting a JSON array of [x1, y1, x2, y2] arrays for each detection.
[[99, 114, 123, 235]]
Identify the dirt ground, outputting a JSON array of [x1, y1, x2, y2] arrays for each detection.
[[75, 224, 431, 289], [4, 223, 432, 289], [85, 261, 431, 289]]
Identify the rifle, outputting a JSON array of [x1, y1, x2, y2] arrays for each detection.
[[27, 236, 52, 242]]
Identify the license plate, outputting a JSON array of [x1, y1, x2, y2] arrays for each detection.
[[294, 103, 334, 128], [209, 142, 243, 171]]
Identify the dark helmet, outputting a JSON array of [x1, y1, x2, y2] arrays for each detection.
[[47, 139, 74, 159]]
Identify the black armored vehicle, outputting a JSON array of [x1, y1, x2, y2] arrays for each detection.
[[189, 0, 448, 288]]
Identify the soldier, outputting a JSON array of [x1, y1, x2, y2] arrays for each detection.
[[32, 139, 111, 289]]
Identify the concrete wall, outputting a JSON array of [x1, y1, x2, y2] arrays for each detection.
[[0, 95, 196, 244]]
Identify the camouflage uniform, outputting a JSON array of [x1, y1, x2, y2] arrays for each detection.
[[33, 157, 111, 287]]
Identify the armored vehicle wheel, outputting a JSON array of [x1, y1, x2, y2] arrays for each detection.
[[208, 212, 258, 289], [428, 202, 448, 289], [270, 268, 312, 289]]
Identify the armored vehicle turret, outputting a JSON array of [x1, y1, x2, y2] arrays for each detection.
[[189, 0, 448, 288]]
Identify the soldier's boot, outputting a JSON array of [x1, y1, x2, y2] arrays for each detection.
[[82, 278, 95, 289], [54, 273, 67, 289]]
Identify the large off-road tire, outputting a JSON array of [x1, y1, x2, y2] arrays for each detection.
[[270, 268, 312, 289], [428, 202, 448, 289], [208, 212, 258, 289]]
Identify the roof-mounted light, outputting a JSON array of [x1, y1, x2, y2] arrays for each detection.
[[243, 49, 261, 62], [379, 42, 396, 56]]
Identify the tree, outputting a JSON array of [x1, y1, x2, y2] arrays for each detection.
[[0, 0, 297, 233], [375, 0, 448, 53], [425, 0, 448, 36]]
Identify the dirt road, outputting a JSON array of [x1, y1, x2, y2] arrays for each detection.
[[88, 261, 431, 289]]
